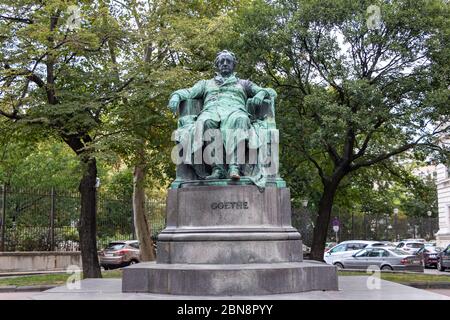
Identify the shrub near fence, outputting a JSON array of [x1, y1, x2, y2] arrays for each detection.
[[0, 185, 166, 252]]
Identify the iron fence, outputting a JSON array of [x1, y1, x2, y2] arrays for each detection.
[[0, 185, 166, 252], [0, 184, 439, 251], [292, 207, 440, 247]]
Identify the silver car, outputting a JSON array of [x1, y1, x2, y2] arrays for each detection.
[[98, 240, 141, 270], [335, 247, 424, 272]]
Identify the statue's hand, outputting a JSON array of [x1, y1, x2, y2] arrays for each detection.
[[251, 92, 266, 106], [168, 95, 180, 113]]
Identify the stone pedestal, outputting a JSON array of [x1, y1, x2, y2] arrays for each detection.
[[122, 185, 338, 295]]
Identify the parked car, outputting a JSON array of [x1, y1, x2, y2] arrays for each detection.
[[324, 242, 337, 253], [416, 246, 443, 268], [437, 244, 450, 271], [323, 240, 385, 265], [370, 241, 396, 247], [335, 247, 424, 272], [395, 241, 425, 255], [303, 244, 311, 259], [98, 240, 141, 270], [424, 242, 436, 248], [402, 238, 426, 243]]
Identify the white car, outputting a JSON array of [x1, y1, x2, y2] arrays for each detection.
[[323, 240, 384, 265], [395, 241, 425, 255]]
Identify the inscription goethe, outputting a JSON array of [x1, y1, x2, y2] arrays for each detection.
[[211, 201, 249, 210]]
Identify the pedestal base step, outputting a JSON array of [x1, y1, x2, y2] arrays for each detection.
[[122, 261, 338, 296]]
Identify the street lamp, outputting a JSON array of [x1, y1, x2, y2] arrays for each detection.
[[427, 210, 432, 241], [393, 208, 399, 241], [351, 206, 355, 240]]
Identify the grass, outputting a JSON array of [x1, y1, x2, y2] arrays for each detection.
[[0, 269, 122, 287], [1, 269, 448, 288], [338, 270, 450, 283]]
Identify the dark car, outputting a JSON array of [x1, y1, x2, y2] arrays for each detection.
[[437, 245, 450, 271], [416, 246, 443, 268]]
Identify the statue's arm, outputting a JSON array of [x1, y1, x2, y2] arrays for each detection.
[[168, 80, 206, 113], [244, 80, 277, 106]]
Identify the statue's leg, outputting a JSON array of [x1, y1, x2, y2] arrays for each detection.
[[224, 114, 251, 180], [202, 118, 226, 179]]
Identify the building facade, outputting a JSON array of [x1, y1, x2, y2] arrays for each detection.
[[436, 163, 450, 247]]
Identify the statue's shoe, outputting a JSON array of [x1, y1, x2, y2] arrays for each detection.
[[229, 168, 240, 180]]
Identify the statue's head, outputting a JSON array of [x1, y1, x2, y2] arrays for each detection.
[[215, 50, 237, 76]]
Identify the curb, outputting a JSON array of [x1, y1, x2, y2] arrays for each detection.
[[338, 269, 450, 275], [403, 282, 450, 289], [0, 285, 56, 293], [0, 270, 68, 278]]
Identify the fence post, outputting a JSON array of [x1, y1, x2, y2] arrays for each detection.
[[50, 187, 55, 251], [1, 184, 6, 251]]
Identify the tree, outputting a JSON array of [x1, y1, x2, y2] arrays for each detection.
[[0, 0, 130, 277], [229, 0, 449, 260], [97, 0, 240, 260]]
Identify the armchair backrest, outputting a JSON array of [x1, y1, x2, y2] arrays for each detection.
[[178, 89, 276, 129]]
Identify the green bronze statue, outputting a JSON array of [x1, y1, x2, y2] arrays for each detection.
[[168, 50, 282, 189]]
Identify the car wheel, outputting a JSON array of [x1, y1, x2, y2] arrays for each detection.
[[334, 262, 344, 269], [129, 260, 138, 266], [103, 266, 109, 270], [437, 260, 446, 272], [381, 265, 393, 271]]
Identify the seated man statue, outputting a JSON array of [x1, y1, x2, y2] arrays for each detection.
[[168, 50, 277, 184]]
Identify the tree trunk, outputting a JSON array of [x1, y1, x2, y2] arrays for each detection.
[[133, 162, 155, 261], [78, 157, 102, 278], [310, 181, 340, 261]]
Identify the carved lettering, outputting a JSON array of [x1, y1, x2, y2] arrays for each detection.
[[211, 201, 249, 210]]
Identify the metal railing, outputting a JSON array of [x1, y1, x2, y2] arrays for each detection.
[[292, 207, 440, 247], [0, 185, 166, 252], [0, 184, 439, 251]]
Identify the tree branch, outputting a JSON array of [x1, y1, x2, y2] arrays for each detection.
[[0, 15, 33, 24], [350, 142, 416, 171]]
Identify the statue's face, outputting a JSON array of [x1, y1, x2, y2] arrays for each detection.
[[216, 54, 235, 76]]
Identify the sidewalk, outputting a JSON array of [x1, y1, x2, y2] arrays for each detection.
[[425, 289, 450, 297], [30, 276, 450, 300]]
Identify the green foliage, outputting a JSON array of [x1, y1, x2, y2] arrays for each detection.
[[226, 0, 449, 218], [0, 1, 447, 257]]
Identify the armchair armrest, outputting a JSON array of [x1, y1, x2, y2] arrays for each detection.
[[177, 99, 203, 127], [246, 89, 276, 128]]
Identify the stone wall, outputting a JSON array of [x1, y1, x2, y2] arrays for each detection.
[[0, 252, 82, 273]]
